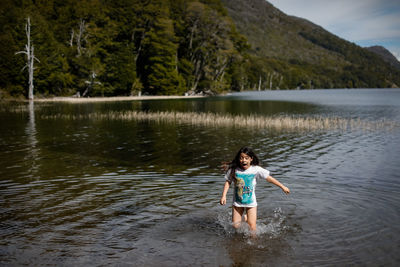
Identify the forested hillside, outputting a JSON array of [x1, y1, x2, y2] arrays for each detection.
[[1, 0, 399, 99], [1, 0, 248, 98], [221, 0, 400, 90], [366, 46, 400, 70]]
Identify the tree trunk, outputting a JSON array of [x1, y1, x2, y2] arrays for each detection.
[[83, 71, 101, 97], [134, 30, 146, 63], [16, 17, 39, 100], [76, 19, 85, 57], [269, 72, 274, 90], [69, 29, 74, 47], [26, 17, 33, 100], [189, 20, 198, 50], [28, 46, 34, 100], [191, 58, 203, 92]]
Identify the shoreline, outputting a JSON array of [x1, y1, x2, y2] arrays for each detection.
[[32, 95, 206, 103]]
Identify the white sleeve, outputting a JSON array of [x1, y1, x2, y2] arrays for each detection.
[[256, 166, 270, 180], [225, 169, 233, 182]]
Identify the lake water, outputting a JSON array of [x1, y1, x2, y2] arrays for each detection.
[[1, 89, 399, 266]]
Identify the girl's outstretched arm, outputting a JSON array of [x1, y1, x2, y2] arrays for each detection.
[[220, 180, 231, 205], [266, 176, 290, 194]]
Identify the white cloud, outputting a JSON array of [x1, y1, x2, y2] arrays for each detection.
[[389, 49, 400, 61]]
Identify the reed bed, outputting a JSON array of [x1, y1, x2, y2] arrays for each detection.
[[40, 110, 398, 132], [34, 95, 204, 103], [0, 104, 32, 113]]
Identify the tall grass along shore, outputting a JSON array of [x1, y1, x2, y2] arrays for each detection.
[[33, 95, 205, 103], [40, 110, 397, 132]]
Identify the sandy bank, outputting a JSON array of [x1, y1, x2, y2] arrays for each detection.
[[34, 95, 206, 103]]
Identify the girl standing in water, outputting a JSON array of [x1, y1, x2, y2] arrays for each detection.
[[220, 147, 290, 233]]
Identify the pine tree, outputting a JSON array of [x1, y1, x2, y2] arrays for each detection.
[[141, 2, 185, 95]]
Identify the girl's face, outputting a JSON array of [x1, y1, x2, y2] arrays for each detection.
[[239, 153, 253, 170]]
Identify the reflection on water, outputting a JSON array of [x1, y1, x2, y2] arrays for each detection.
[[24, 101, 39, 178], [1, 89, 400, 266]]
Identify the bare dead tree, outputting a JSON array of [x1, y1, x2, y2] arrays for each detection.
[[134, 29, 147, 63], [76, 19, 86, 57], [278, 75, 283, 89], [269, 72, 274, 90], [69, 29, 74, 47], [82, 71, 101, 97], [16, 17, 40, 100]]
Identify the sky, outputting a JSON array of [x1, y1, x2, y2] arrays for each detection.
[[267, 0, 400, 61]]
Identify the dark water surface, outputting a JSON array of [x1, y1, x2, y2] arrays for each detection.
[[1, 89, 399, 266]]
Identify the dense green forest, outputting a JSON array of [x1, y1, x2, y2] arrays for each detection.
[[1, 0, 249, 98], [1, 0, 399, 99]]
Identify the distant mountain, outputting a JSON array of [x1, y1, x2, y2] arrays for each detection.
[[366, 46, 400, 71], [221, 0, 400, 89]]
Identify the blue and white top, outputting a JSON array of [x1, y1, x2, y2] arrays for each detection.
[[225, 165, 270, 207]]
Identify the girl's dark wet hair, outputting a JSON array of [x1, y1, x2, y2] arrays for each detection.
[[227, 146, 260, 180]]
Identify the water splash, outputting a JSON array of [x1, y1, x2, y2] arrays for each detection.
[[257, 207, 286, 238], [216, 207, 287, 239]]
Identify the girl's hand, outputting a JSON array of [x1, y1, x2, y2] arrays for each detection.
[[220, 196, 226, 205], [282, 186, 290, 194]]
